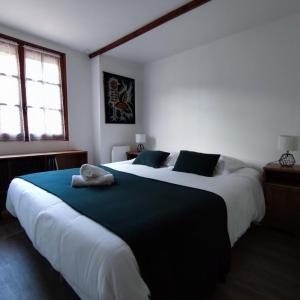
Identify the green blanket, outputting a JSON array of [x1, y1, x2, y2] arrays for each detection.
[[20, 166, 231, 300]]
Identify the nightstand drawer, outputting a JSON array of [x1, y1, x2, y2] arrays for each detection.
[[264, 183, 300, 233], [289, 211, 300, 231], [263, 164, 300, 235], [264, 170, 300, 187], [265, 183, 300, 210]]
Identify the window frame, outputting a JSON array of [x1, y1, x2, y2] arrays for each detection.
[[0, 32, 69, 142]]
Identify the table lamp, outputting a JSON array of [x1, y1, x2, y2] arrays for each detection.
[[136, 134, 146, 152], [278, 135, 298, 167]]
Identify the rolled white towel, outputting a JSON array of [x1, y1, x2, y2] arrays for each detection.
[[72, 174, 114, 187], [80, 164, 110, 180]]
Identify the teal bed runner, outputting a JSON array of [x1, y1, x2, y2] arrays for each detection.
[[20, 166, 231, 300]]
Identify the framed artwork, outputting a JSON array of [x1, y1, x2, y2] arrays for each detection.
[[103, 72, 135, 124]]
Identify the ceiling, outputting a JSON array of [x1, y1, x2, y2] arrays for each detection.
[[0, 0, 187, 53], [0, 0, 299, 64]]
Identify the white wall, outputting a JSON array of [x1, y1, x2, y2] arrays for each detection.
[[143, 13, 300, 166], [3, 13, 299, 166], [90, 57, 102, 163], [91, 55, 144, 163], [0, 24, 94, 162]]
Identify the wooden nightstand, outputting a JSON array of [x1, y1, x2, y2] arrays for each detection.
[[126, 151, 140, 160], [263, 163, 300, 235]]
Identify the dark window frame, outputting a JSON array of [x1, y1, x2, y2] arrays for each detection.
[[0, 32, 69, 142]]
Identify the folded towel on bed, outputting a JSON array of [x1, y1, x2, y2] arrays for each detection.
[[71, 174, 114, 187], [80, 164, 109, 180]]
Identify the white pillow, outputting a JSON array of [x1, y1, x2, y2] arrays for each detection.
[[215, 155, 247, 175], [163, 152, 247, 174], [163, 152, 179, 167]]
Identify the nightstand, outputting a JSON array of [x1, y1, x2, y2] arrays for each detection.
[[126, 151, 140, 160], [263, 163, 300, 235]]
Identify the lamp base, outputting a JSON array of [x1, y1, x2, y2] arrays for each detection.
[[137, 144, 144, 152], [279, 151, 295, 167]]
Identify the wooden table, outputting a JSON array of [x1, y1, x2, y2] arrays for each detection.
[[0, 150, 87, 214]]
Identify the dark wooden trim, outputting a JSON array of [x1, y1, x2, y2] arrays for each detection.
[[0, 150, 87, 160], [18, 45, 29, 141], [60, 54, 69, 141], [89, 0, 211, 58], [0, 32, 64, 56]]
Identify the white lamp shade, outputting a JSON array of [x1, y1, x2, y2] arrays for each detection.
[[136, 134, 146, 144], [278, 135, 298, 151]]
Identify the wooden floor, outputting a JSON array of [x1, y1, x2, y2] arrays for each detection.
[[206, 227, 300, 300], [1, 213, 300, 300]]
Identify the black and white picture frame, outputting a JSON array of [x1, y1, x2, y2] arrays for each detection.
[[103, 72, 135, 124]]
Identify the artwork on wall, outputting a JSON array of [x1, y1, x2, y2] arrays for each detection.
[[103, 72, 135, 124]]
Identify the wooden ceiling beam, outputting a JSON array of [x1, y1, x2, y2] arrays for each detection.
[[89, 0, 211, 58]]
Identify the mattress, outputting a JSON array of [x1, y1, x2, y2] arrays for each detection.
[[6, 160, 265, 300]]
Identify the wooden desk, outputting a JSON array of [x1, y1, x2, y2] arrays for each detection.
[[263, 163, 300, 235], [0, 150, 87, 213]]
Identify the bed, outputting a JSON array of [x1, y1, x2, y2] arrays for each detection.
[[6, 159, 265, 300]]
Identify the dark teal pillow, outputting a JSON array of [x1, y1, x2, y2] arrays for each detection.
[[173, 150, 220, 177], [133, 150, 170, 168]]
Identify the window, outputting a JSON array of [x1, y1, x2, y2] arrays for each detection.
[[0, 33, 68, 141]]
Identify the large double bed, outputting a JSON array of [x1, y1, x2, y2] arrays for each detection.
[[6, 159, 265, 300]]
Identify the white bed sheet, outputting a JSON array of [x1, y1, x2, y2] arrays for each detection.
[[6, 160, 265, 300]]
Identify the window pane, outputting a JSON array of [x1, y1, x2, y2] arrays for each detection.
[[0, 41, 18, 76], [0, 105, 23, 136], [27, 107, 45, 136], [25, 50, 42, 81], [0, 76, 21, 106], [43, 55, 60, 84], [24, 46, 66, 140], [26, 80, 43, 107], [44, 84, 61, 109], [45, 109, 63, 136], [0, 40, 23, 139]]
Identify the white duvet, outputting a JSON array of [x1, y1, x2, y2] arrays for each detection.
[[6, 160, 265, 300]]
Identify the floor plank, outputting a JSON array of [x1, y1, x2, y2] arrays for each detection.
[[1, 214, 299, 300], [0, 214, 79, 300], [206, 225, 300, 300]]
